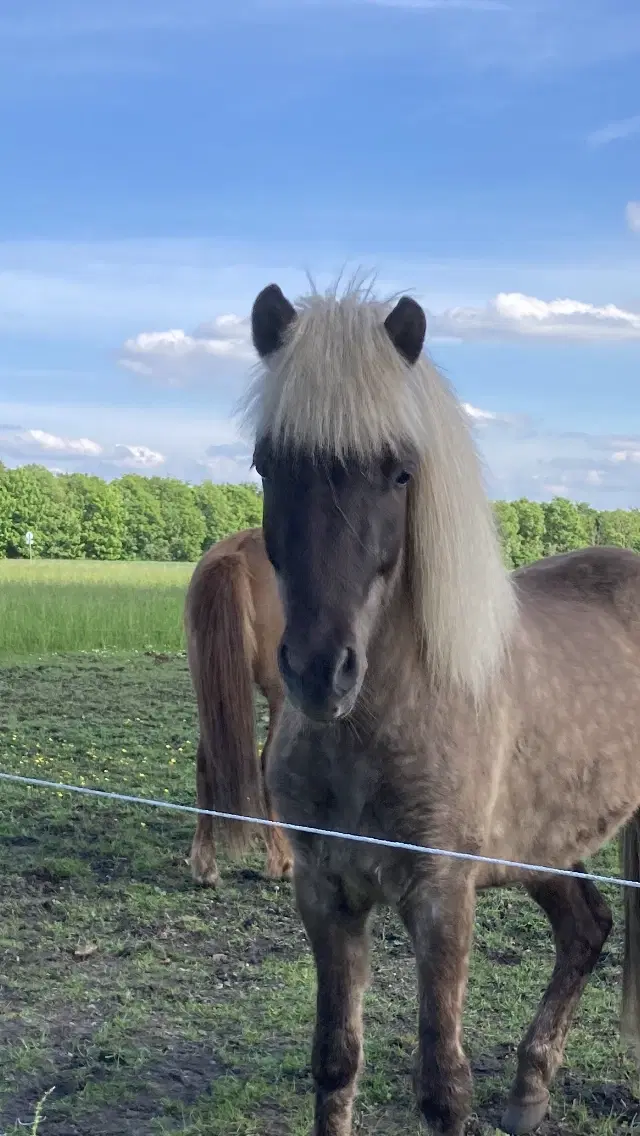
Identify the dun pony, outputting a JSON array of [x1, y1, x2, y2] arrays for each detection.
[[220, 278, 640, 1136], [185, 527, 291, 886]]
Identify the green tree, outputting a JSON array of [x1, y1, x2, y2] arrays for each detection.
[[195, 480, 263, 549], [7, 461, 640, 568], [0, 462, 10, 557], [4, 465, 82, 558], [542, 497, 590, 557], [194, 482, 240, 549], [512, 498, 545, 565], [115, 474, 168, 559], [575, 502, 598, 547], [148, 477, 206, 561], [626, 510, 640, 553], [62, 474, 124, 559], [596, 509, 637, 549], [493, 501, 522, 569], [229, 482, 263, 529]]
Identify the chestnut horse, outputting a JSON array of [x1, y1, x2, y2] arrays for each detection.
[[185, 527, 292, 886], [211, 279, 640, 1136]]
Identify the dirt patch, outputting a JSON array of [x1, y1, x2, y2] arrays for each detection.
[[555, 1073, 640, 1126], [484, 947, 522, 966], [2, 1036, 224, 1136]]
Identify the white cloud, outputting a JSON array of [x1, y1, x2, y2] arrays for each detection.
[[0, 424, 165, 471], [461, 402, 518, 425], [25, 429, 103, 457], [5, 401, 640, 508], [0, 426, 104, 461], [627, 202, 640, 233], [111, 444, 165, 468], [463, 402, 497, 422], [0, 402, 255, 486], [120, 289, 640, 389], [587, 114, 640, 147], [491, 430, 640, 505], [120, 315, 253, 388], [611, 448, 640, 464], [4, 239, 640, 357], [430, 292, 640, 342]]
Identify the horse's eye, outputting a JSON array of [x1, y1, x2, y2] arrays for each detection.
[[380, 456, 414, 486]]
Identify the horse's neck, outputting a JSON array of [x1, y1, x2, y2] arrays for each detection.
[[361, 584, 421, 712], [362, 578, 481, 733]]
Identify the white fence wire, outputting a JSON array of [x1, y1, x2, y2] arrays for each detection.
[[1, 769, 638, 891]]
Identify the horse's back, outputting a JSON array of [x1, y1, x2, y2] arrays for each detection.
[[514, 545, 640, 628]]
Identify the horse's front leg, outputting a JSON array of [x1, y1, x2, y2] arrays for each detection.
[[295, 862, 373, 1136], [399, 868, 476, 1136]]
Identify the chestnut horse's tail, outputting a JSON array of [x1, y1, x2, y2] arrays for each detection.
[[186, 551, 265, 856], [620, 809, 640, 1058]]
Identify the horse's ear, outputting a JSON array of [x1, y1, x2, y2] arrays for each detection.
[[384, 296, 426, 366], [251, 284, 297, 358]]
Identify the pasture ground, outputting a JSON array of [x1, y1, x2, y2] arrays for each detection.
[[0, 594, 639, 1131]]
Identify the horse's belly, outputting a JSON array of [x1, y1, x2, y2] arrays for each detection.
[[490, 714, 640, 874]]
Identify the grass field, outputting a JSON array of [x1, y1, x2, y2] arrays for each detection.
[[0, 561, 639, 1134], [1, 651, 639, 1136], [0, 560, 193, 657]]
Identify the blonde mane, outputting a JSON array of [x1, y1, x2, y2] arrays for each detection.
[[240, 281, 517, 700]]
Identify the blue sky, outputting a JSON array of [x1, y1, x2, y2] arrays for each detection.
[[1, 0, 639, 505]]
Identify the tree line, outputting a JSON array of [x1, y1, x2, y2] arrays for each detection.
[[1, 462, 639, 564], [0, 464, 262, 561]]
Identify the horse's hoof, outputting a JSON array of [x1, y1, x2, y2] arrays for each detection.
[[265, 858, 294, 881], [501, 1091, 549, 1134], [192, 868, 220, 887], [189, 855, 220, 887], [420, 1118, 465, 1136]]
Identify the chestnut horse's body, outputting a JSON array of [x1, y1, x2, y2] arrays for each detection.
[[208, 279, 640, 1136], [185, 527, 291, 886]]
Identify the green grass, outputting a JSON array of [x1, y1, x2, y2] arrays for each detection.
[[0, 560, 194, 656], [1, 651, 639, 1135]]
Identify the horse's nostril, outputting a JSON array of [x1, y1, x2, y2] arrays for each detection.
[[334, 646, 358, 694]]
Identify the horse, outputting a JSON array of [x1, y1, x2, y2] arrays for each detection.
[[207, 278, 640, 1136], [184, 527, 292, 887]]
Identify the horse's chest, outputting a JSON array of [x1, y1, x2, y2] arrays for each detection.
[[293, 750, 376, 835], [270, 723, 387, 891]]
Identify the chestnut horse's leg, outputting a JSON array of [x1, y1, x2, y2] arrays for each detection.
[[502, 868, 613, 1135], [296, 866, 372, 1136], [399, 870, 476, 1136], [189, 740, 219, 887], [261, 689, 294, 880]]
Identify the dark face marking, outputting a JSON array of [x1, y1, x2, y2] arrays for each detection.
[[254, 441, 416, 722], [249, 284, 427, 722]]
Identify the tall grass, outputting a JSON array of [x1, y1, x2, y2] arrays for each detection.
[[0, 560, 194, 657]]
